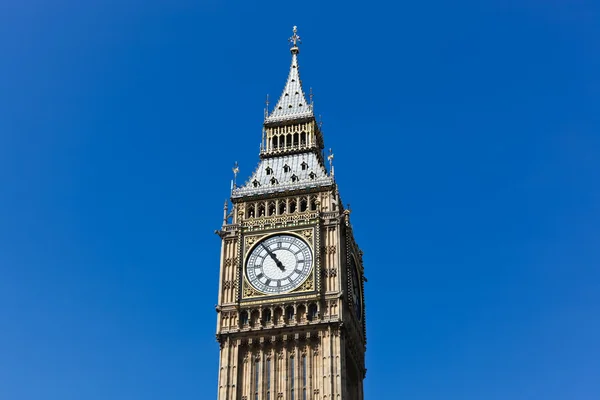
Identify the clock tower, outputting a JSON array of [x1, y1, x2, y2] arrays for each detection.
[[215, 27, 366, 400]]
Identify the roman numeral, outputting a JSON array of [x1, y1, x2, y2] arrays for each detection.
[[265, 278, 271, 286], [257, 273, 264, 279]]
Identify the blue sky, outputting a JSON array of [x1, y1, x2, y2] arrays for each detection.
[[1, 1, 599, 399]]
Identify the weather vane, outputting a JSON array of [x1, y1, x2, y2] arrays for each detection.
[[288, 26, 301, 48]]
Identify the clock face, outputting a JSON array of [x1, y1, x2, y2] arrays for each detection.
[[246, 234, 313, 295], [349, 255, 362, 321]]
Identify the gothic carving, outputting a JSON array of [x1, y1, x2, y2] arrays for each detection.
[[243, 280, 262, 298], [216, 27, 365, 400], [222, 280, 236, 290]]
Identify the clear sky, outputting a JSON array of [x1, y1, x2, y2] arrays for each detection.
[[1, 1, 599, 399]]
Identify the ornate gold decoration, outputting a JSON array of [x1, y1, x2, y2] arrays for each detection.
[[245, 235, 257, 249], [243, 279, 263, 298], [295, 275, 314, 292]]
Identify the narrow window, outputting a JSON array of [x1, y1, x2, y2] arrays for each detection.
[[289, 199, 297, 213], [253, 179, 260, 187], [307, 304, 318, 321], [247, 203, 255, 218], [293, 133, 299, 147], [300, 197, 308, 212], [283, 164, 291, 173], [302, 356, 307, 400], [264, 308, 272, 324], [266, 358, 271, 400], [291, 174, 298, 183], [301, 161, 308, 170], [308, 172, 316, 180], [300, 132, 307, 145], [270, 177, 278, 185], [290, 356, 295, 400], [254, 358, 260, 400], [279, 200, 287, 215], [286, 306, 294, 323], [240, 311, 248, 327], [272, 136, 278, 149], [266, 166, 273, 175], [268, 201, 276, 216]]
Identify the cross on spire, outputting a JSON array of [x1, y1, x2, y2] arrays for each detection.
[[289, 25, 301, 50]]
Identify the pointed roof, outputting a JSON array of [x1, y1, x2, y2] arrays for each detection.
[[232, 152, 333, 198], [265, 27, 314, 124]]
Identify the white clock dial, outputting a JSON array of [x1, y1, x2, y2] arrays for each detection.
[[246, 234, 313, 294]]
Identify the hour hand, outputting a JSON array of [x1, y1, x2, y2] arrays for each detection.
[[261, 244, 285, 270]]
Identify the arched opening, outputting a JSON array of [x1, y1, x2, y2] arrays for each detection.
[[289, 199, 297, 213], [300, 132, 307, 145], [263, 308, 272, 326], [240, 311, 249, 327], [293, 132, 299, 147], [273, 307, 283, 325], [278, 200, 287, 215], [246, 203, 255, 218], [286, 133, 292, 148], [307, 303, 318, 321], [297, 304, 306, 322], [268, 201, 276, 216], [272, 136, 278, 149], [285, 306, 295, 324], [310, 196, 318, 211], [258, 202, 266, 217], [250, 309, 260, 328], [299, 197, 308, 212]]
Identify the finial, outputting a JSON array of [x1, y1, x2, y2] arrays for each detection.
[[288, 25, 301, 53], [328, 148, 335, 177], [264, 94, 269, 118], [232, 161, 239, 188]]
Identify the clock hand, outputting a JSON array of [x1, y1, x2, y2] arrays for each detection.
[[260, 244, 285, 271]]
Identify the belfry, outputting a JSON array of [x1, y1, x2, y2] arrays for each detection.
[[215, 26, 366, 400]]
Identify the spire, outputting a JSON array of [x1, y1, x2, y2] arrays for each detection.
[[265, 26, 314, 124]]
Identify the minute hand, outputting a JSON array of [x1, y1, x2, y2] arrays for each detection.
[[261, 244, 285, 271]]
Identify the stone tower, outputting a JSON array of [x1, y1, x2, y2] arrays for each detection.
[[215, 27, 366, 400]]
